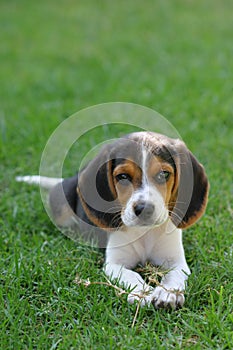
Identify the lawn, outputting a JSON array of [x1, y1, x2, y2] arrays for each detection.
[[0, 0, 233, 349]]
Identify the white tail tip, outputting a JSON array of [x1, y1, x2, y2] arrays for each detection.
[[16, 175, 63, 190]]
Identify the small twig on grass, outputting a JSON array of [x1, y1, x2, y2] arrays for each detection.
[[74, 275, 128, 297], [131, 299, 141, 328], [74, 275, 149, 328]]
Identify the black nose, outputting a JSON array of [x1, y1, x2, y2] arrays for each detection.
[[133, 201, 155, 219]]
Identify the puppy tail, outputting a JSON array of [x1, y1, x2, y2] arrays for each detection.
[[16, 175, 63, 190]]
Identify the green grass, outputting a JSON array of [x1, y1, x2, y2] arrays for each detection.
[[1, 0, 233, 349]]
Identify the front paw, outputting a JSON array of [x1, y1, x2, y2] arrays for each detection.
[[151, 286, 185, 310]]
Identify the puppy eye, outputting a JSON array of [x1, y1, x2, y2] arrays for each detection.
[[115, 173, 132, 185], [154, 170, 171, 184]]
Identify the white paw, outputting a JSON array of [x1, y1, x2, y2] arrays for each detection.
[[151, 286, 185, 310]]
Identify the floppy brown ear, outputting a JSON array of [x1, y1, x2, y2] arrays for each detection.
[[77, 144, 120, 229], [170, 141, 209, 229]]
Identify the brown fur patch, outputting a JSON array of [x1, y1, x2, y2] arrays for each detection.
[[147, 156, 175, 205], [113, 159, 142, 207]]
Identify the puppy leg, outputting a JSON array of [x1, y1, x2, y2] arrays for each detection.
[[104, 233, 153, 306], [150, 228, 190, 309], [104, 262, 153, 306]]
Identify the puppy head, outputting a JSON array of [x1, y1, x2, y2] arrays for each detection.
[[77, 132, 209, 230]]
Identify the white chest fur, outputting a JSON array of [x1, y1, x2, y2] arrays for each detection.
[[106, 219, 186, 268]]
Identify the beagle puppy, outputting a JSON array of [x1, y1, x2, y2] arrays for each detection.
[[17, 131, 209, 309]]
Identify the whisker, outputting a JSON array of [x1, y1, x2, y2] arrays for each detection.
[[169, 207, 185, 218], [168, 200, 187, 205], [168, 205, 187, 215], [110, 213, 122, 229], [168, 210, 183, 224], [105, 205, 122, 214]]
